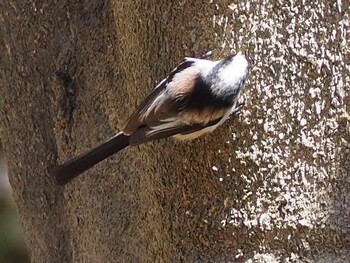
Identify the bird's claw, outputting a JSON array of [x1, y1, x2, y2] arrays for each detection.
[[229, 100, 245, 118]]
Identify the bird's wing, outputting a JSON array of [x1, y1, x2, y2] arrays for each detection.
[[122, 58, 197, 134], [128, 116, 223, 145]]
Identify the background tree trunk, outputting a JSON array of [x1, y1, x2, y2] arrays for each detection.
[[0, 0, 349, 262]]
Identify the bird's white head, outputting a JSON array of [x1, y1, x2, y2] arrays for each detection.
[[217, 53, 249, 88]]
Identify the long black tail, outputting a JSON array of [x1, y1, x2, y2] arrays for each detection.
[[51, 132, 130, 185]]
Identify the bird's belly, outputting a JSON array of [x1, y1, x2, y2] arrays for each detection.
[[173, 109, 232, 141]]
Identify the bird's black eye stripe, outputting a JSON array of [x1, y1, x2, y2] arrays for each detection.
[[184, 75, 234, 111]]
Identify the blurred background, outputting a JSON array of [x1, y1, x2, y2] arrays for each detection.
[[0, 143, 30, 263]]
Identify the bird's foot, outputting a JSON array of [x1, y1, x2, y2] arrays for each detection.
[[230, 99, 245, 118]]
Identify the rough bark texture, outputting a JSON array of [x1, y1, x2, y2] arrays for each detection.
[[0, 0, 349, 262]]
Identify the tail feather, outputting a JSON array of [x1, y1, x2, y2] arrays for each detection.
[[51, 132, 130, 185]]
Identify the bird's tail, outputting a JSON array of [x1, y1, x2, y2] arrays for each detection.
[[51, 132, 130, 185]]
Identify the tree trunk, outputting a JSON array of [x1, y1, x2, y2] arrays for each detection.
[[0, 0, 349, 262]]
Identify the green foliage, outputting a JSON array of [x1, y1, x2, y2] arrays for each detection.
[[0, 189, 29, 263]]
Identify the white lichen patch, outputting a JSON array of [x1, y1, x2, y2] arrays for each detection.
[[211, 0, 350, 237]]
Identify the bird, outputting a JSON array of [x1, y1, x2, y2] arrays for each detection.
[[51, 53, 249, 185]]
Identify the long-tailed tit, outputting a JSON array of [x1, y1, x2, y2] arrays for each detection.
[[52, 53, 249, 185]]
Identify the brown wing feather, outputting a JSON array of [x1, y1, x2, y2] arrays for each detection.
[[123, 59, 196, 134], [150, 66, 199, 121], [128, 117, 222, 145]]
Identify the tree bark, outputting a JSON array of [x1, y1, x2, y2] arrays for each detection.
[[0, 0, 349, 262]]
